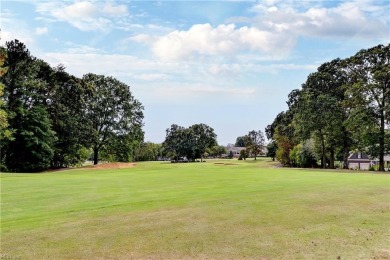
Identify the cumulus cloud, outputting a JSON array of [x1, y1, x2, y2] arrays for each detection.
[[250, 0, 389, 39], [35, 1, 128, 31], [149, 23, 295, 61], [131, 1, 388, 61]]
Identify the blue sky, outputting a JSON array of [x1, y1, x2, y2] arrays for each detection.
[[1, 0, 389, 145]]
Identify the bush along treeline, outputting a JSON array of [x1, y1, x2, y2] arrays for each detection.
[[266, 44, 390, 171], [0, 40, 144, 172]]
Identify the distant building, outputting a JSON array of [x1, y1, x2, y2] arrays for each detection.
[[222, 144, 268, 158], [371, 155, 390, 171], [347, 152, 370, 170], [224, 145, 246, 158]]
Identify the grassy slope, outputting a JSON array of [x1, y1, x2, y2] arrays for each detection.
[[1, 159, 389, 259]]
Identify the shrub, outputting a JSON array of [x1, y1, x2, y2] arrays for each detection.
[[289, 140, 317, 168]]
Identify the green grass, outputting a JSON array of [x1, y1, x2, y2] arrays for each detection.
[[1, 158, 390, 259]]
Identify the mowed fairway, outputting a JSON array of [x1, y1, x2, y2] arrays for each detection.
[[1, 159, 389, 259]]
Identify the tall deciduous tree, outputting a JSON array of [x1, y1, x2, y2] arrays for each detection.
[[294, 91, 342, 169], [246, 130, 265, 160], [268, 109, 296, 166], [298, 59, 351, 169], [189, 123, 217, 162], [343, 44, 389, 171], [82, 73, 144, 165], [162, 123, 217, 162], [46, 65, 91, 168], [162, 124, 186, 161]]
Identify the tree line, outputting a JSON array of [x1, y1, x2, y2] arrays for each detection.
[[265, 44, 389, 171], [0, 40, 144, 172]]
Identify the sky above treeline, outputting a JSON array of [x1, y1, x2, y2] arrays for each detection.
[[1, 0, 389, 145]]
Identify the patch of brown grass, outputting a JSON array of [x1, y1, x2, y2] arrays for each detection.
[[83, 162, 136, 170], [214, 162, 238, 166]]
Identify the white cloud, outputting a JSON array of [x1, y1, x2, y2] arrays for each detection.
[[0, 29, 34, 46], [150, 23, 294, 61], [35, 27, 48, 35], [138, 1, 388, 62], [207, 63, 241, 76], [134, 73, 169, 81], [35, 1, 128, 31], [0, 10, 35, 46], [41, 51, 182, 80], [102, 2, 128, 16], [153, 84, 256, 98], [129, 34, 153, 43], [250, 0, 389, 39]]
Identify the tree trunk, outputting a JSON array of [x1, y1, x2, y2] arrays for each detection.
[[379, 108, 385, 171], [93, 147, 99, 165], [200, 154, 203, 162], [320, 132, 326, 169], [342, 129, 350, 169], [329, 148, 335, 169], [343, 149, 349, 169]]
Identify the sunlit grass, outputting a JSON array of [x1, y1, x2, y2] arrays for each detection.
[[1, 158, 389, 259]]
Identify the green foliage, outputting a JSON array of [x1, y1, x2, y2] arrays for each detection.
[[289, 140, 317, 168], [271, 111, 296, 166], [234, 136, 246, 147], [267, 43, 389, 171], [0, 51, 13, 144], [82, 73, 144, 165], [162, 123, 217, 161], [238, 148, 248, 160], [343, 44, 390, 171], [64, 146, 91, 167], [1, 40, 58, 172], [136, 142, 162, 161], [0, 39, 145, 171], [266, 141, 277, 161], [189, 123, 217, 161], [49, 66, 91, 168], [207, 145, 226, 158], [7, 106, 56, 172], [101, 131, 145, 163], [246, 130, 265, 160]]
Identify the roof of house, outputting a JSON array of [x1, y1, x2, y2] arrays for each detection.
[[225, 146, 246, 152], [348, 152, 370, 161]]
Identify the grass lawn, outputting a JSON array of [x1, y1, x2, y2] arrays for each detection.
[[1, 158, 389, 259]]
